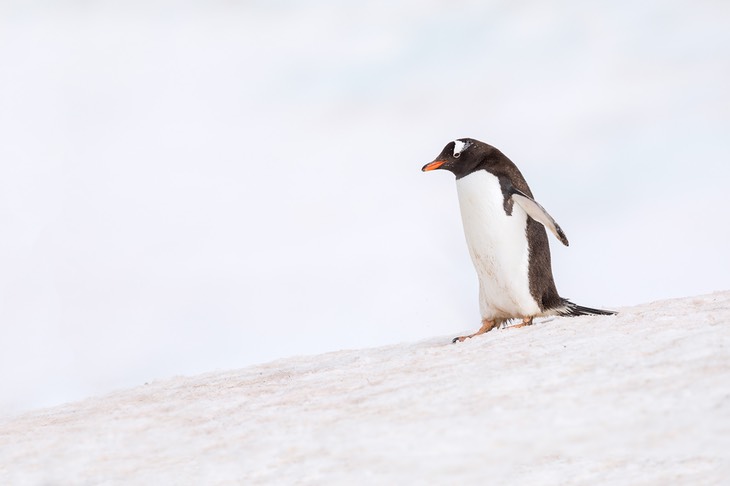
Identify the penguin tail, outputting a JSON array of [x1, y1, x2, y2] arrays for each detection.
[[556, 299, 617, 317]]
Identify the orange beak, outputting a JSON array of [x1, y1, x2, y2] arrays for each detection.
[[421, 160, 446, 172]]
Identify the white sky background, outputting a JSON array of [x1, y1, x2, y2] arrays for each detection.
[[0, 0, 728, 414]]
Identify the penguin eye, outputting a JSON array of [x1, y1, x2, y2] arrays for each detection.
[[452, 140, 469, 158]]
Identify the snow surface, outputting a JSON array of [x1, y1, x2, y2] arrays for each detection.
[[2, 292, 729, 484]]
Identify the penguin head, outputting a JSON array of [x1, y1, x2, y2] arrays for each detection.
[[422, 138, 493, 179]]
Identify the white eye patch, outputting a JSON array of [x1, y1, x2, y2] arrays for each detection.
[[453, 140, 470, 158]]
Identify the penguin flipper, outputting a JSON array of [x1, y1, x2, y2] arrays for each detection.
[[511, 190, 570, 246]]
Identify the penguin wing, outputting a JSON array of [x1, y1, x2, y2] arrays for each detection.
[[511, 189, 570, 246]]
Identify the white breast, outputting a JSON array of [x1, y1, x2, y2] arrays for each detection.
[[455, 170, 541, 320]]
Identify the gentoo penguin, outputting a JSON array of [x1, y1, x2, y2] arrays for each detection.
[[422, 138, 615, 343]]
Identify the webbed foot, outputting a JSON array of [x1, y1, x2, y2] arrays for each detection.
[[452, 319, 499, 343]]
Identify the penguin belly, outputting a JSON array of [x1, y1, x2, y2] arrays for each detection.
[[455, 170, 541, 320]]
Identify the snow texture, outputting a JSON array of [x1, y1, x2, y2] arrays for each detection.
[[1, 292, 729, 484]]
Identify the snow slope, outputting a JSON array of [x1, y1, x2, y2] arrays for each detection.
[[1, 292, 729, 484]]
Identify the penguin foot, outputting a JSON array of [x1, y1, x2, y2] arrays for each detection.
[[508, 316, 534, 329], [452, 319, 499, 343]]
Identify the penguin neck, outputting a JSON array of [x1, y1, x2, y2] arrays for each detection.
[[454, 152, 534, 200]]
